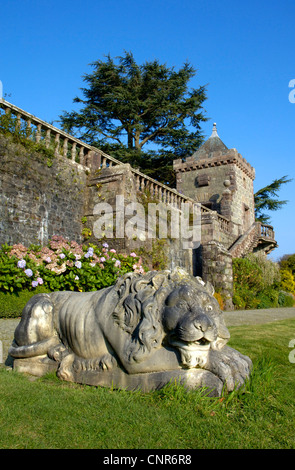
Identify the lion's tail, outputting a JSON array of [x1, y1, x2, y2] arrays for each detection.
[[9, 337, 59, 359]]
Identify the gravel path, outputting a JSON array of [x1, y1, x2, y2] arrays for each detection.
[[223, 307, 295, 326], [1, 307, 295, 365]]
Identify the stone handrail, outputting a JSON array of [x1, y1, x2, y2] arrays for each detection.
[[260, 223, 275, 240], [0, 99, 231, 234], [132, 167, 231, 233], [0, 99, 122, 170]]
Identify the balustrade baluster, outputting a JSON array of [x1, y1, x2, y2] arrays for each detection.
[[155, 185, 159, 199], [79, 147, 84, 164], [26, 119, 31, 138], [63, 138, 68, 158], [55, 133, 60, 155], [136, 175, 140, 191], [45, 129, 51, 148], [36, 124, 42, 143], [71, 142, 77, 162], [150, 183, 154, 198], [16, 113, 21, 132], [158, 187, 162, 202]]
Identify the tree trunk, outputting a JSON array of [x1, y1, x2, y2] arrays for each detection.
[[128, 132, 133, 149], [134, 130, 141, 150]]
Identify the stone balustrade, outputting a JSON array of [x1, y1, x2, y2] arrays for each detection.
[[260, 223, 275, 240], [132, 168, 230, 233], [0, 99, 231, 235], [0, 100, 122, 170]]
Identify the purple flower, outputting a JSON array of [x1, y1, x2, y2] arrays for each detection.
[[75, 261, 82, 269], [37, 277, 43, 285], [84, 252, 90, 258], [114, 260, 121, 268], [100, 257, 106, 262], [45, 257, 51, 263], [103, 243, 109, 249], [17, 259, 26, 269], [24, 269, 33, 277], [59, 253, 66, 259], [32, 281, 39, 288], [130, 252, 137, 257]]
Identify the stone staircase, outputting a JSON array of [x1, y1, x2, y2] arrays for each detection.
[[228, 222, 260, 258], [229, 221, 277, 258]]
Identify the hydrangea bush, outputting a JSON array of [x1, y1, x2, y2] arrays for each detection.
[[0, 236, 146, 293]]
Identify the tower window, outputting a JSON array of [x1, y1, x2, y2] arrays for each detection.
[[196, 174, 210, 187]]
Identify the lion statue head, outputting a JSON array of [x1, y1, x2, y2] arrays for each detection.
[[112, 267, 230, 369]]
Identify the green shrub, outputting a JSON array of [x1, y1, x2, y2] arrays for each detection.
[[279, 268, 295, 294], [233, 256, 264, 309], [0, 245, 41, 293], [0, 287, 50, 318], [280, 253, 295, 275], [247, 252, 281, 288], [233, 254, 285, 310], [256, 287, 279, 309], [232, 288, 261, 310], [278, 290, 295, 307], [0, 236, 146, 295]]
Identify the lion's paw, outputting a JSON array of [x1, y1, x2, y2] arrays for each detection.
[[99, 354, 118, 371], [205, 346, 252, 392], [57, 353, 75, 381]]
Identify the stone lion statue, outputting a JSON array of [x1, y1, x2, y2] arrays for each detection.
[[9, 268, 252, 396]]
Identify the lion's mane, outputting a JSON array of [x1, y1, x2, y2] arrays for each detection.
[[112, 268, 214, 364], [112, 270, 173, 363]]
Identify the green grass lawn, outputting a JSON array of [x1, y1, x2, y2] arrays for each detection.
[[1, 318, 295, 449]]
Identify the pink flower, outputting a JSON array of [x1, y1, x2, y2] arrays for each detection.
[[130, 252, 137, 257]]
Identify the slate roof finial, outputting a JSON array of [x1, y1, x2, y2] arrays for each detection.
[[211, 122, 218, 138]]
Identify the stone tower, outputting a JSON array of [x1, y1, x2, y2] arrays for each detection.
[[173, 123, 256, 236]]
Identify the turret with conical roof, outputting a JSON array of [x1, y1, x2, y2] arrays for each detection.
[[173, 122, 256, 233], [191, 123, 228, 160]]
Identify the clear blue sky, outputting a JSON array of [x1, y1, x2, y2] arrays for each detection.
[[1, 0, 294, 261]]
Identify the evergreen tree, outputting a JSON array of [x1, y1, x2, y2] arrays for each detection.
[[254, 175, 292, 223], [60, 51, 207, 185]]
